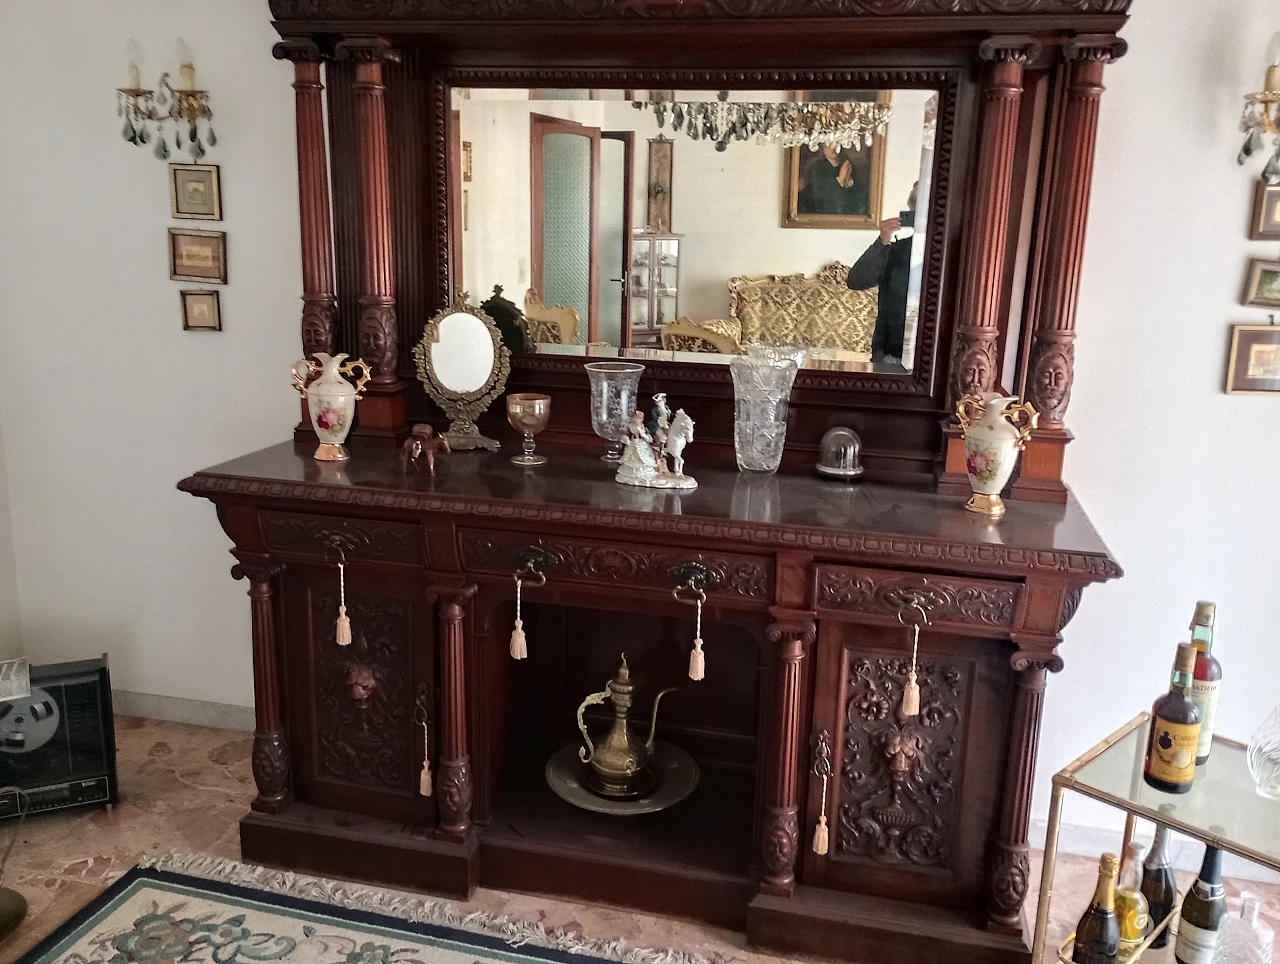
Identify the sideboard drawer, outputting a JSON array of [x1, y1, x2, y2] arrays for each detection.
[[259, 511, 426, 566], [459, 527, 772, 602], [812, 564, 1020, 633]]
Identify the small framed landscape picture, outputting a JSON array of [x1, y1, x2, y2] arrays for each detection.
[[1243, 258, 1280, 309], [169, 163, 221, 220], [181, 290, 222, 331], [1226, 325, 1280, 395], [1250, 182, 1280, 240], [169, 228, 227, 284]]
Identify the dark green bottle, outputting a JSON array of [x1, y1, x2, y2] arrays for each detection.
[[1141, 825, 1176, 949], [1073, 852, 1120, 964], [1175, 845, 1226, 964]]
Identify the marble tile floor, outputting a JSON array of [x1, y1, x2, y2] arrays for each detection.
[[2, 716, 1277, 964]]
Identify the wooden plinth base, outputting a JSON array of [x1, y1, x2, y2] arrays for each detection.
[[747, 885, 1031, 964], [352, 387, 410, 445], [1010, 428, 1072, 505], [240, 805, 477, 898], [294, 398, 317, 444], [937, 422, 972, 496]]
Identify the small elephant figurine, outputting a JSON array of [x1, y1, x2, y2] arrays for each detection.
[[400, 424, 451, 476]]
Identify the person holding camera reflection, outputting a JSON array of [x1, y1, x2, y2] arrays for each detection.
[[846, 181, 917, 367]]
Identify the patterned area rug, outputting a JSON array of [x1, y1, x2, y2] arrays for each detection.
[[19, 853, 706, 964]]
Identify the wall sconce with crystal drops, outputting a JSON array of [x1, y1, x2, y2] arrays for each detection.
[[1240, 32, 1280, 183], [116, 38, 217, 162]]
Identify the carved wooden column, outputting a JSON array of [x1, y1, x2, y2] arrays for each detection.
[[273, 39, 338, 441], [1012, 37, 1126, 504], [334, 37, 407, 440], [940, 37, 1040, 492], [232, 557, 290, 814], [430, 583, 477, 839], [761, 610, 816, 895]]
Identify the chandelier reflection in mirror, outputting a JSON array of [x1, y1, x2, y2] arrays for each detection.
[[634, 91, 892, 153], [116, 39, 217, 162], [1239, 32, 1280, 182]]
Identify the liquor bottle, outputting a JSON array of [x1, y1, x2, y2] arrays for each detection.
[[1144, 643, 1202, 793], [1216, 892, 1274, 964], [1188, 601, 1222, 765], [1175, 844, 1226, 964], [1073, 852, 1120, 964], [1141, 824, 1177, 949], [1114, 841, 1150, 962]]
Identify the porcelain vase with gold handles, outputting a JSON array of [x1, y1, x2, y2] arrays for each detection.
[[956, 392, 1038, 518], [292, 352, 372, 462]]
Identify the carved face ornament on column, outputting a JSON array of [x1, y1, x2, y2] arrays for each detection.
[[302, 303, 335, 356], [956, 342, 994, 399], [1033, 346, 1072, 421]]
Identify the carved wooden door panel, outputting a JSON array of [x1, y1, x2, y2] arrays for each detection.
[[282, 562, 435, 825], [801, 620, 1011, 909]]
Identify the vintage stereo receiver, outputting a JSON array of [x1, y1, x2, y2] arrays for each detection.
[[0, 656, 118, 819]]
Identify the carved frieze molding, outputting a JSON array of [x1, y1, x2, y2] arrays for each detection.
[[814, 566, 1021, 631], [181, 476, 1123, 581], [259, 511, 424, 565], [271, 0, 1131, 21]]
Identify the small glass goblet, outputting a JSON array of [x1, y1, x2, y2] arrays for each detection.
[[584, 361, 645, 462], [507, 393, 551, 466]]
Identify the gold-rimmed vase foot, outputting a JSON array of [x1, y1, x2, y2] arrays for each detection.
[[965, 492, 1005, 518], [314, 442, 349, 462]]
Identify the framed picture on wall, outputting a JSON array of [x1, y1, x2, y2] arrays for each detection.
[[1250, 182, 1280, 240], [1243, 258, 1280, 309], [782, 90, 890, 230], [181, 289, 222, 331], [169, 228, 227, 284], [1226, 324, 1280, 394], [169, 164, 222, 220]]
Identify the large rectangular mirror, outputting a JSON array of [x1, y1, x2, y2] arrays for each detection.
[[453, 87, 940, 375]]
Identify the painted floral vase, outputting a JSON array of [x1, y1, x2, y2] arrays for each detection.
[[291, 352, 371, 462], [956, 392, 1038, 518]]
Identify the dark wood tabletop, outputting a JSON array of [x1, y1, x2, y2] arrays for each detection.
[[180, 440, 1121, 581]]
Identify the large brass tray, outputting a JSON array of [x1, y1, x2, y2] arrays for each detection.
[[544, 739, 699, 815]]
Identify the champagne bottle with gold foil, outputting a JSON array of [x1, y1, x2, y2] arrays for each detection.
[[1175, 845, 1226, 964], [1189, 602, 1221, 765], [1073, 852, 1120, 964], [1144, 643, 1203, 793], [1115, 842, 1150, 962]]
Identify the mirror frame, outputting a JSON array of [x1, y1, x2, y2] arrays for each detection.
[[433, 68, 962, 400], [413, 295, 511, 451]]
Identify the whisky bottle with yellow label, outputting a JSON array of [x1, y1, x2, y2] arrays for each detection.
[[1144, 643, 1203, 794]]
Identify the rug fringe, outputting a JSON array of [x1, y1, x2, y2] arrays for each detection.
[[139, 852, 721, 964]]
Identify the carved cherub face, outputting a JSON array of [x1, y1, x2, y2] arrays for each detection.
[[346, 664, 377, 704]]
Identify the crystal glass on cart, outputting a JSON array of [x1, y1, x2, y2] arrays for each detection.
[[585, 362, 645, 462], [1247, 701, 1280, 800], [729, 352, 799, 474]]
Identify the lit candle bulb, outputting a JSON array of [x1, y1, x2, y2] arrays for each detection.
[[176, 37, 195, 89], [1268, 32, 1280, 92], [126, 39, 141, 90]]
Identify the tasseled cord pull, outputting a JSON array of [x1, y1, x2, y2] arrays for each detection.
[[336, 558, 352, 647], [811, 729, 832, 855], [510, 570, 528, 660], [901, 621, 921, 717], [415, 701, 432, 797], [812, 772, 830, 855], [688, 588, 705, 681]]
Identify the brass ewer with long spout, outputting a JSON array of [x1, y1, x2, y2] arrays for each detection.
[[576, 655, 676, 799]]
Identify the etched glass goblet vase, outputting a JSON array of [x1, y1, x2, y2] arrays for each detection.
[[1247, 702, 1280, 800], [585, 361, 644, 462]]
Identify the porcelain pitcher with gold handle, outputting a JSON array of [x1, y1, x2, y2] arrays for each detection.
[[956, 392, 1038, 518], [292, 352, 371, 462]]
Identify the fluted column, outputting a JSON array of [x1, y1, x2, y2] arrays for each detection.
[[430, 583, 477, 839], [232, 557, 290, 814], [761, 611, 816, 895], [273, 39, 337, 360], [948, 37, 1041, 404], [1013, 36, 1126, 503]]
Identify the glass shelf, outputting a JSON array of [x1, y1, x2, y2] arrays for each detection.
[[1031, 712, 1280, 964]]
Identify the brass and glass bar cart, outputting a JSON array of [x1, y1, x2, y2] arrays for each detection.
[[1033, 712, 1280, 963]]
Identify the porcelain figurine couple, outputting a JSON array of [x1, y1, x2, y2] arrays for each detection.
[[615, 392, 697, 490]]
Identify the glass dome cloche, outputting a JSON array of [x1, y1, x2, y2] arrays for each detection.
[[816, 427, 864, 481]]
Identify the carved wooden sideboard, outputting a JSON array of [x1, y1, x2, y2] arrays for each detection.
[[180, 443, 1119, 963]]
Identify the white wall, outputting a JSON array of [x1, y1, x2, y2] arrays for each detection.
[[1038, 0, 1280, 854], [0, 417, 20, 661], [0, 0, 300, 706]]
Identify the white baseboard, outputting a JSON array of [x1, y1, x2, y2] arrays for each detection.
[[1030, 818, 1280, 884], [112, 690, 255, 733]]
